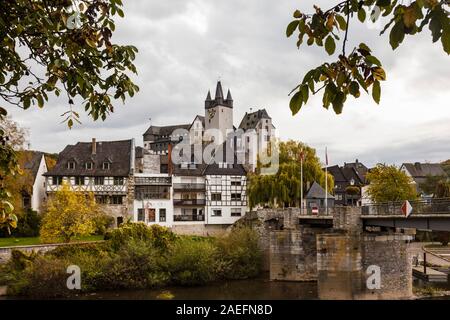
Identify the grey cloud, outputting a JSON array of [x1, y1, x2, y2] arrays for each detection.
[[5, 0, 450, 166]]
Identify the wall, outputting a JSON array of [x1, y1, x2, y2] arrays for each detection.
[[360, 234, 412, 299], [316, 233, 363, 300], [32, 155, 47, 213], [171, 224, 230, 237], [316, 232, 413, 300], [133, 199, 173, 227], [270, 227, 327, 281], [0, 241, 104, 264]]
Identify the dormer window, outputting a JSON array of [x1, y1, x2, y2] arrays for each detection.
[[67, 161, 75, 170], [85, 162, 94, 170], [103, 162, 110, 170]]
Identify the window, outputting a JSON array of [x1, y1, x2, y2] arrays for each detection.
[[135, 186, 170, 200], [212, 209, 222, 216], [102, 162, 110, 170], [231, 180, 241, 186], [52, 176, 62, 185], [95, 195, 108, 204], [22, 196, 31, 209], [137, 209, 145, 222], [159, 209, 166, 222], [231, 208, 241, 217], [94, 177, 104, 185], [211, 193, 221, 201], [231, 193, 241, 201], [111, 195, 123, 205], [85, 162, 94, 170], [67, 161, 75, 170], [75, 176, 85, 185], [113, 177, 124, 185]]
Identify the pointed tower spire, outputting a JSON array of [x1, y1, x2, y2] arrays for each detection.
[[215, 81, 224, 102], [226, 89, 233, 100], [205, 90, 212, 108], [226, 89, 233, 108]]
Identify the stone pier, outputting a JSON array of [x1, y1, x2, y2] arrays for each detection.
[[270, 227, 327, 281], [317, 232, 413, 299], [253, 206, 414, 299]]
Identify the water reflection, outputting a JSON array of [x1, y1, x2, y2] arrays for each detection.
[[76, 277, 318, 300]]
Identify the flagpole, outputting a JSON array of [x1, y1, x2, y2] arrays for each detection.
[[325, 147, 328, 215], [300, 153, 303, 214]]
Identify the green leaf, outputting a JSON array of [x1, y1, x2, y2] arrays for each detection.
[[301, 84, 309, 104], [442, 25, 450, 54], [286, 20, 299, 37], [389, 21, 405, 49], [365, 55, 382, 66], [358, 9, 366, 23], [349, 81, 360, 97], [37, 94, 44, 108], [332, 91, 345, 114], [293, 10, 302, 18], [376, 0, 391, 7], [335, 14, 347, 31], [289, 91, 303, 115], [23, 96, 31, 109], [359, 43, 372, 53], [372, 80, 381, 104], [325, 36, 336, 55]]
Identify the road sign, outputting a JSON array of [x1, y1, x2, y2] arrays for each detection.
[[401, 200, 413, 217]]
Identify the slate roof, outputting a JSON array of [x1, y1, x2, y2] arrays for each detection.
[[22, 151, 44, 184], [327, 163, 366, 186], [44, 139, 133, 177], [402, 163, 447, 178], [203, 142, 247, 176], [135, 146, 144, 159], [306, 181, 334, 199], [189, 115, 205, 130], [171, 141, 247, 176], [205, 81, 233, 109], [143, 124, 191, 139], [238, 109, 272, 131]]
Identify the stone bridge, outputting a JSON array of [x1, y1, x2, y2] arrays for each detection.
[[241, 202, 450, 300]]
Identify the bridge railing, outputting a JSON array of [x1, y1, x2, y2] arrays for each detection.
[[361, 198, 450, 216]]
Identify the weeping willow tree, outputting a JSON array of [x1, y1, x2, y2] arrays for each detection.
[[248, 140, 334, 209]]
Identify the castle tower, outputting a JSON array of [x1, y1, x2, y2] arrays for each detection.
[[204, 81, 234, 143]]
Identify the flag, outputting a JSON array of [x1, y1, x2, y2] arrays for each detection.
[[325, 147, 328, 166], [299, 148, 305, 162]]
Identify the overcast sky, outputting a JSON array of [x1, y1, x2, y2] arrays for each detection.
[[7, 0, 450, 167]]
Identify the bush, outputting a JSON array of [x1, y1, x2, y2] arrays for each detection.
[[93, 214, 114, 235], [215, 226, 262, 279], [434, 231, 450, 246], [105, 222, 177, 251], [8, 255, 71, 298], [100, 239, 169, 289], [0, 210, 41, 237], [167, 238, 218, 286]]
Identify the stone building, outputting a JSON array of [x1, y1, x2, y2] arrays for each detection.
[[327, 159, 368, 206], [401, 162, 448, 197], [44, 138, 135, 226]]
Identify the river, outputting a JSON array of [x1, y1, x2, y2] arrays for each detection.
[[74, 277, 318, 300]]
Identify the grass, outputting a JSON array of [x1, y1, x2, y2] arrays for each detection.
[[0, 235, 104, 248]]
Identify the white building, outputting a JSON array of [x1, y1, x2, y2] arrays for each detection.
[[133, 173, 173, 228], [22, 151, 48, 213]]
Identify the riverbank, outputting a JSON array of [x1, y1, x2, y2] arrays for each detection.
[[0, 224, 262, 298], [0, 235, 104, 248]]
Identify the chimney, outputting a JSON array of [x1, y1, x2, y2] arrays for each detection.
[[92, 138, 96, 155], [168, 143, 173, 176]]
